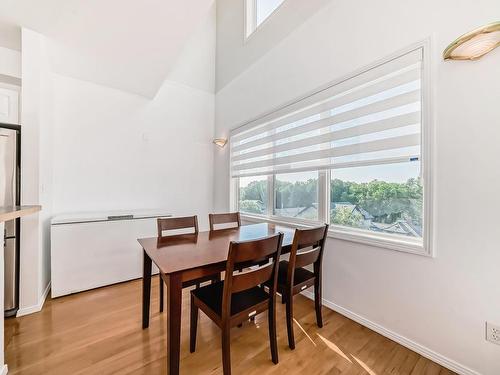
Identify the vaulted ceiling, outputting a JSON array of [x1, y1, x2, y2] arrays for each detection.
[[0, 0, 215, 97]]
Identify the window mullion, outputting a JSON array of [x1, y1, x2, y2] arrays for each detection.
[[318, 170, 328, 223], [233, 177, 240, 212], [267, 174, 274, 217], [317, 110, 330, 224], [325, 169, 331, 224]]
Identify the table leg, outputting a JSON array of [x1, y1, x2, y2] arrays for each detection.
[[167, 272, 183, 375], [142, 249, 152, 329]]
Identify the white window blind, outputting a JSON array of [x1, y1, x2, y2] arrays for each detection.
[[230, 48, 423, 178]]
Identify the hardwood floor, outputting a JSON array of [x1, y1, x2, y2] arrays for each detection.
[[5, 277, 455, 375]]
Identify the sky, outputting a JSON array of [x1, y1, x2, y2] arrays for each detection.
[[256, 0, 285, 26]]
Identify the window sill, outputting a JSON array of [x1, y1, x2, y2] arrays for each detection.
[[328, 226, 430, 257], [240, 213, 431, 257], [240, 212, 323, 228]]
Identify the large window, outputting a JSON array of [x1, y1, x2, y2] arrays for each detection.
[[245, 0, 285, 38], [230, 43, 431, 255]]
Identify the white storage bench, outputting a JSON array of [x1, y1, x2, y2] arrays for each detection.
[[51, 210, 170, 297]]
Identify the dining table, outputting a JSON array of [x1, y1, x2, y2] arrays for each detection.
[[138, 222, 296, 375]]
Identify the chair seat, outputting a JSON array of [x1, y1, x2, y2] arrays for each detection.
[[277, 260, 314, 286], [192, 281, 270, 317]]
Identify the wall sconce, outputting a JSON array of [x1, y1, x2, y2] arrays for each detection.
[[213, 138, 227, 148], [443, 21, 500, 60]]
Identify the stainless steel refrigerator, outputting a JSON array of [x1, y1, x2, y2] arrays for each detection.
[[0, 124, 20, 317]]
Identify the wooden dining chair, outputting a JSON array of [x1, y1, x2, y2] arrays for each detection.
[[208, 212, 241, 231], [157, 215, 199, 236], [157, 216, 218, 313], [190, 233, 284, 375], [265, 224, 328, 350]]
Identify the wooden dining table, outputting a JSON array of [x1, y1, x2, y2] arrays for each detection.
[[138, 222, 296, 375]]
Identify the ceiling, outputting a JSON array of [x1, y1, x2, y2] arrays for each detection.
[[0, 0, 215, 97]]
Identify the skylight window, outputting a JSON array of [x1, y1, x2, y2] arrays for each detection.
[[246, 0, 285, 38]]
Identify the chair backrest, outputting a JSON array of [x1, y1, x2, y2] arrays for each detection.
[[209, 212, 241, 231], [287, 224, 328, 284], [222, 233, 284, 318], [157, 216, 199, 238]]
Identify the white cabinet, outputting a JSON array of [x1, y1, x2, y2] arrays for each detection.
[[51, 211, 169, 298]]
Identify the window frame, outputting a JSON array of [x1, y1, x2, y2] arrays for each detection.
[[244, 0, 286, 41], [231, 39, 434, 257]]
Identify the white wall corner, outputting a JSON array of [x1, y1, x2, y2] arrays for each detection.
[[0, 46, 21, 79], [301, 291, 480, 375], [16, 282, 50, 318]]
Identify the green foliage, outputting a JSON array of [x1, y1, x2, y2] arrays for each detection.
[[238, 175, 423, 227], [330, 177, 422, 226], [240, 180, 267, 202], [239, 180, 267, 214], [275, 178, 317, 209], [239, 200, 264, 214], [331, 206, 365, 228]]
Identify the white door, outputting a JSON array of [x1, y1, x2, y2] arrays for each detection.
[[0, 87, 19, 124]]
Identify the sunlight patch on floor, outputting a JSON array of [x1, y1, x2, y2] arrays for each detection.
[[317, 333, 352, 363], [293, 318, 316, 346], [352, 355, 377, 375]]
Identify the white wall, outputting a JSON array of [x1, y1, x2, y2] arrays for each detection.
[[216, 0, 331, 90], [17, 3, 216, 314], [48, 3, 216, 229], [0, 45, 21, 80], [19, 28, 52, 315], [214, 1, 500, 374], [0, 22, 21, 52], [49, 74, 215, 227]]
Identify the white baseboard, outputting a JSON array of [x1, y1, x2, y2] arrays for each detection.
[[16, 282, 51, 317], [1, 364, 8, 375], [301, 291, 479, 375]]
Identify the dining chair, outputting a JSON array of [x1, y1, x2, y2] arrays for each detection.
[[157, 216, 219, 313], [157, 215, 199, 236], [209, 211, 263, 288], [265, 224, 328, 350], [209, 212, 241, 231], [190, 232, 284, 375]]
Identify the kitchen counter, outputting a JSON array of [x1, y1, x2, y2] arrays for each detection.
[[0, 205, 41, 223]]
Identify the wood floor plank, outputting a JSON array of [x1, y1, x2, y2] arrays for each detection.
[[5, 277, 456, 375]]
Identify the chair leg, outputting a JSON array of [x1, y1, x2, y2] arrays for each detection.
[[221, 325, 231, 375], [314, 279, 323, 328], [268, 299, 279, 364], [281, 293, 286, 305], [159, 277, 164, 313], [190, 295, 198, 353], [285, 294, 295, 350]]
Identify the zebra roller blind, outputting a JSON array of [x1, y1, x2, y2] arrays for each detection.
[[230, 47, 423, 178]]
